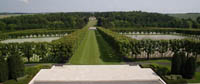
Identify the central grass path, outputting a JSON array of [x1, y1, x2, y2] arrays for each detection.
[[69, 30, 103, 65], [69, 19, 121, 65], [69, 28, 121, 65]]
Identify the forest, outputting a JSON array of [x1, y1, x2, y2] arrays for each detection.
[[0, 13, 91, 31], [95, 11, 200, 28], [1, 11, 200, 32]]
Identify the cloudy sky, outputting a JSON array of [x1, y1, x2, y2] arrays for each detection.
[[0, 0, 200, 13]]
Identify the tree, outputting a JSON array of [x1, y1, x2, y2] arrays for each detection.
[[171, 52, 181, 74], [0, 51, 8, 82], [143, 40, 156, 60], [7, 49, 24, 81], [7, 24, 17, 31], [171, 52, 186, 74], [22, 43, 33, 63], [0, 21, 6, 31], [35, 43, 47, 62], [158, 40, 168, 58], [183, 57, 196, 79], [197, 16, 200, 24]]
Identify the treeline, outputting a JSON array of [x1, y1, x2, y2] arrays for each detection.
[[111, 28, 200, 35], [98, 27, 198, 78], [0, 29, 75, 40], [95, 11, 200, 28], [0, 13, 91, 31]]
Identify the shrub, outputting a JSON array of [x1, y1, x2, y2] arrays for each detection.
[[171, 52, 186, 75], [0, 52, 8, 82], [165, 75, 183, 80], [183, 57, 196, 79], [7, 50, 24, 81], [157, 67, 169, 76]]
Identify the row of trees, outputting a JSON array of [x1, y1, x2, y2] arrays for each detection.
[[171, 52, 196, 79], [98, 27, 198, 78], [0, 13, 91, 31], [95, 11, 200, 28], [0, 29, 75, 40], [0, 42, 70, 63], [0, 18, 90, 83], [0, 26, 88, 63], [0, 50, 24, 82], [111, 28, 200, 36], [98, 28, 200, 60]]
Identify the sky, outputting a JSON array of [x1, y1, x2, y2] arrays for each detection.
[[0, 0, 200, 13]]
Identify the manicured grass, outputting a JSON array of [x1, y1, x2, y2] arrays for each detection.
[[69, 30, 121, 65], [137, 59, 171, 63], [187, 72, 200, 83], [69, 30, 103, 65], [69, 19, 121, 65], [85, 19, 97, 28]]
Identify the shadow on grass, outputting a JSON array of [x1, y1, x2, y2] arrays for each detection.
[[95, 30, 122, 63], [130, 58, 172, 62]]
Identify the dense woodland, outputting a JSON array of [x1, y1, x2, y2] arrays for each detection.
[[95, 11, 200, 28], [1, 12, 200, 32], [0, 13, 90, 31]]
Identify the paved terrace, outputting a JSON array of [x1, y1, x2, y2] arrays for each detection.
[[29, 65, 166, 84]]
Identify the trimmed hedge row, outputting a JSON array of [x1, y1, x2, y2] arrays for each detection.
[[0, 27, 88, 63], [111, 28, 200, 35], [98, 27, 134, 58], [98, 27, 200, 60], [0, 25, 88, 83], [0, 29, 75, 40]]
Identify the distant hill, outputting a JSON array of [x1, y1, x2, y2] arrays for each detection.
[[0, 13, 34, 19], [168, 13, 200, 20], [0, 14, 22, 19]]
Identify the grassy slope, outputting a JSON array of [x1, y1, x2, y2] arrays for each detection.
[[168, 13, 200, 20]]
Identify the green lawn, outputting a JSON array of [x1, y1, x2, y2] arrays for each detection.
[[69, 19, 121, 65], [69, 30, 103, 65], [69, 30, 121, 65]]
